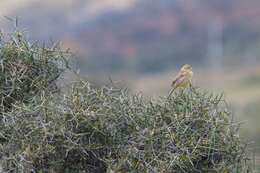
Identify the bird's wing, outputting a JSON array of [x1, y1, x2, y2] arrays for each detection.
[[171, 72, 186, 87]]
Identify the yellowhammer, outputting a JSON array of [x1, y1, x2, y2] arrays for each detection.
[[168, 64, 193, 97]]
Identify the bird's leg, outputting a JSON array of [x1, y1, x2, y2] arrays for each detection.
[[180, 88, 185, 95], [188, 81, 193, 93]]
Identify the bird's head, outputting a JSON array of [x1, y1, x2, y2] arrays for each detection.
[[181, 64, 192, 71]]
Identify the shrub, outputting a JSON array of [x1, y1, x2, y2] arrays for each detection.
[[0, 31, 68, 112], [0, 31, 253, 173], [1, 83, 252, 172]]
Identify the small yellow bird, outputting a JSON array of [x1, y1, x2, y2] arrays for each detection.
[[168, 64, 193, 97]]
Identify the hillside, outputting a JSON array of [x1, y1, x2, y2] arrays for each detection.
[[1, 0, 260, 73], [75, 0, 260, 73]]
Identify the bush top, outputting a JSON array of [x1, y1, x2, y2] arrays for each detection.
[[0, 31, 69, 112]]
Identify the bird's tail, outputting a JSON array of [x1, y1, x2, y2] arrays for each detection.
[[167, 87, 176, 99]]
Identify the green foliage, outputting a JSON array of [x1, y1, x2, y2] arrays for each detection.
[[0, 31, 253, 173]]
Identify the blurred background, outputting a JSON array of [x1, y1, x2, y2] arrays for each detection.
[[0, 0, 260, 169]]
